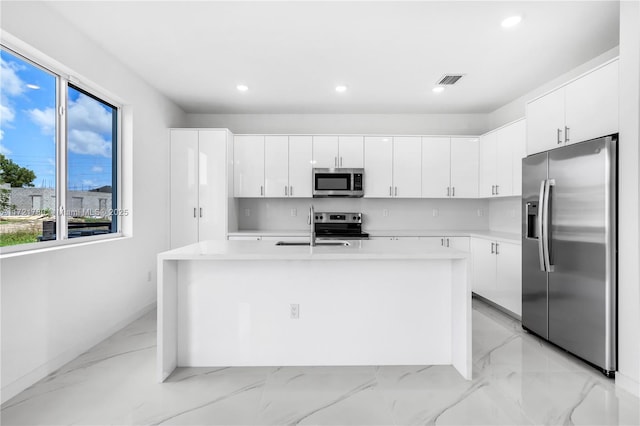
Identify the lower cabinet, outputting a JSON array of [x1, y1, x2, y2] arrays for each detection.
[[471, 237, 521, 316]]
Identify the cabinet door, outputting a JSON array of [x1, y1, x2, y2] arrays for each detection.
[[393, 137, 422, 198], [339, 136, 364, 168], [450, 137, 479, 198], [313, 136, 339, 168], [288, 136, 313, 197], [421, 137, 450, 198], [170, 130, 199, 249], [264, 136, 289, 197], [448, 237, 470, 252], [198, 130, 228, 241], [479, 132, 497, 198], [495, 126, 515, 197], [364, 137, 393, 198], [565, 60, 619, 145], [418, 237, 446, 249], [495, 241, 522, 316], [234, 135, 265, 197], [510, 120, 527, 197], [471, 238, 497, 300], [526, 89, 565, 155]]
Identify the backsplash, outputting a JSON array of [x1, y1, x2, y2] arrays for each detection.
[[488, 197, 522, 234], [236, 198, 491, 232]]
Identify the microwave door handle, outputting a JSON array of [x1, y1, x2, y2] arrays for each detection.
[[537, 180, 546, 272]]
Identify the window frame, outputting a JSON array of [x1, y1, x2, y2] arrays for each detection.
[[0, 42, 125, 255]]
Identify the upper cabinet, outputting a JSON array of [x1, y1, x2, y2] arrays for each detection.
[[237, 135, 313, 198], [421, 137, 479, 198], [313, 136, 364, 168], [479, 119, 526, 198], [364, 136, 421, 198], [527, 59, 619, 156]]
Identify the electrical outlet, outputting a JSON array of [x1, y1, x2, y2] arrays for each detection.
[[244, 208, 251, 217], [477, 209, 484, 217], [432, 209, 439, 217], [291, 208, 297, 217], [382, 209, 389, 217], [290, 304, 299, 319], [509, 209, 516, 218]]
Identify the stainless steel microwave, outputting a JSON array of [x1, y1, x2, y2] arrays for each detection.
[[312, 168, 364, 198]]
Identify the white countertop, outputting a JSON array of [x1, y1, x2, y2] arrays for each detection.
[[159, 239, 469, 261], [228, 229, 521, 244]]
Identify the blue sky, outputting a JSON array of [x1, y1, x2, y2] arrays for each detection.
[[1, 49, 114, 191]]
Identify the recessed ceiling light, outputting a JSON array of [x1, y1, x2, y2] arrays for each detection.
[[335, 85, 348, 93], [501, 15, 522, 28], [432, 86, 445, 93], [236, 84, 249, 92], [26, 84, 40, 90]]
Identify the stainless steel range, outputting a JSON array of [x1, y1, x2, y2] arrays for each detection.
[[313, 212, 369, 240]]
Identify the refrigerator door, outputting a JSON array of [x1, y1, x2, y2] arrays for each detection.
[[522, 152, 549, 338], [547, 136, 616, 371]]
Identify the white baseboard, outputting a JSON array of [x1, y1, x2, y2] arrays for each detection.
[[616, 371, 640, 397], [1, 301, 157, 405]]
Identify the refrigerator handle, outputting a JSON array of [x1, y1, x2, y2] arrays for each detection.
[[537, 180, 546, 272], [542, 179, 555, 272]]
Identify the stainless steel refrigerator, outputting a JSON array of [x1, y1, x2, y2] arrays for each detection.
[[522, 135, 617, 376]]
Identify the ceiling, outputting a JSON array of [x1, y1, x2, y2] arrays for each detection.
[[45, 1, 620, 114]]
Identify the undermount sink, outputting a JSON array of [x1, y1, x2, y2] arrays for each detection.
[[275, 240, 350, 247]]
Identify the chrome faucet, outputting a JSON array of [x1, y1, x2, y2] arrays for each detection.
[[309, 204, 316, 247]]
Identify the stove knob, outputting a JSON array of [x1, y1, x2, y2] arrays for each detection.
[[353, 216, 357, 220]]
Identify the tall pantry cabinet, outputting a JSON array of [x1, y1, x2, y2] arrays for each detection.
[[169, 129, 235, 249]]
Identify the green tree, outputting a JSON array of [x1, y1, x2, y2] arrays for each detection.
[[0, 182, 10, 212], [0, 154, 36, 187]]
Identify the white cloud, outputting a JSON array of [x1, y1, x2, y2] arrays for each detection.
[[91, 165, 104, 173], [0, 57, 25, 97], [68, 94, 113, 135], [68, 129, 111, 157], [27, 107, 56, 134], [0, 101, 15, 124]]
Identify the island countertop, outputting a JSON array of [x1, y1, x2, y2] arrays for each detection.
[[158, 238, 470, 261]]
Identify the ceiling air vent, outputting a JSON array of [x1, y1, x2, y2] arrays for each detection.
[[437, 74, 465, 85]]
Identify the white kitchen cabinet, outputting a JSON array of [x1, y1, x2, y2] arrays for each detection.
[[288, 136, 313, 197], [479, 119, 526, 198], [471, 237, 521, 316], [421, 137, 451, 198], [264, 136, 312, 198], [364, 136, 421, 198], [234, 135, 265, 197], [264, 136, 289, 197], [312, 135, 363, 168], [420, 236, 470, 252], [450, 137, 479, 198], [170, 129, 232, 248], [526, 59, 618, 155]]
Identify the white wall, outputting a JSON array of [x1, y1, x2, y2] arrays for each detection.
[[488, 47, 620, 129], [236, 198, 489, 232], [616, 0, 640, 398], [488, 197, 521, 235], [0, 2, 185, 402], [187, 113, 490, 135]]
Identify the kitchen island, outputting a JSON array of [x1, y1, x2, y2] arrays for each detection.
[[157, 239, 471, 382]]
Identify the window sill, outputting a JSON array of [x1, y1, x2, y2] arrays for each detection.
[[0, 233, 130, 259]]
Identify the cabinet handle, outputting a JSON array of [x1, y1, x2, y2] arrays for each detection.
[[334, 157, 338, 167], [290, 186, 293, 196], [452, 187, 455, 197], [441, 238, 444, 246], [491, 242, 495, 254], [394, 187, 398, 197], [389, 186, 393, 196], [340, 157, 343, 167], [193, 207, 197, 218], [285, 186, 288, 196], [447, 187, 450, 197], [565, 126, 570, 143], [260, 185, 264, 196], [491, 185, 495, 195], [495, 242, 500, 255], [557, 128, 563, 144], [446, 238, 450, 248], [200, 207, 203, 218], [495, 185, 499, 195]]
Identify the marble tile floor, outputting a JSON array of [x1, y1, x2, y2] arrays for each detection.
[[2, 299, 639, 426]]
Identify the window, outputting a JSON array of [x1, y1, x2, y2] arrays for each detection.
[[0, 46, 121, 251]]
